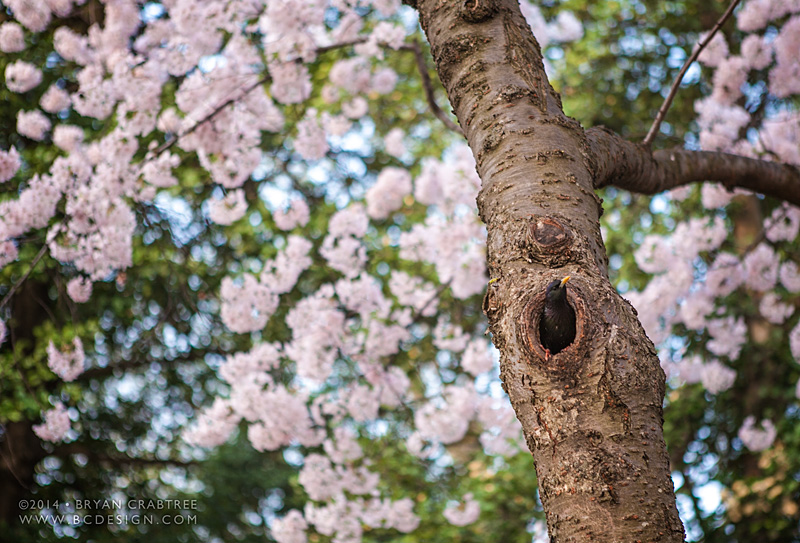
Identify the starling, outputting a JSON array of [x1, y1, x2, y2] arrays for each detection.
[[540, 276, 576, 358]]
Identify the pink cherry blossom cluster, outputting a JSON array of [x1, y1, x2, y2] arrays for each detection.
[[0, 22, 26, 53], [207, 189, 248, 226], [47, 337, 85, 382], [203, 153, 511, 535], [399, 148, 487, 300], [33, 403, 72, 443], [274, 198, 311, 231], [0, 147, 21, 183], [738, 416, 777, 451], [321, 206, 369, 277], [443, 493, 481, 526], [627, 0, 800, 454], [695, 3, 800, 164], [66, 276, 92, 303]]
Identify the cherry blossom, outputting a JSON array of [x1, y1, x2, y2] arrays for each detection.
[[33, 403, 72, 443], [0, 147, 21, 183], [764, 204, 800, 242], [443, 493, 481, 526], [52, 125, 84, 153], [270, 62, 312, 104], [461, 338, 495, 376], [415, 383, 477, 445], [220, 274, 279, 333], [5, 61, 42, 93], [384, 128, 406, 158], [66, 277, 92, 303], [743, 243, 780, 291], [697, 32, 729, 67], [365, 167, 412, 220], [741, 34, 773, 70], [272, 510, 308, 543], [17, 110, 51, 140], [738, 416, 777, 452], [0, 241, 17, 269], [1, 1, 798, 540], [476, 397, 525, 457], [183, 398, 240, 448], [0, 22, 25, 52], [780, 261, 800, 292], [700, 360, 737, 394], [790, 321, 800, 361], [274, 198, 311, 231], [759, 292, 794, 324], [295, 110, 329, 161], [47, 337, 85, 382], [208, 189, 248, 225]]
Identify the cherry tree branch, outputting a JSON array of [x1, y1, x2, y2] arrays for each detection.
[[587, 127, 800, 206], [400, 41, 463, 135], [146, 76, 270, 160], [147, 39, 369, 161], [53, 443, 198, 467], [642, 0, 741, 146], [0, 244, 48, 312], [78, 347, 225, 381], [319, 39, 462, 134], [148, 37, 462, 164]]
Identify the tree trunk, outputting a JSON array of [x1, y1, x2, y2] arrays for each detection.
[[413, 1, 685, 540], [0, 421, 44, 526], [0, 281, 50, 527]]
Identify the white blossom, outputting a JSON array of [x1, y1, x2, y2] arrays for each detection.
[[366, 167, 412, 220], [47, 337, 85, 381], [701, 360, 737, 394], [0, 22, 26, 52], [0, 147, 21, 183], [5, 60, 42, 93], [443, 494, 481, 526], [66, 277, 92, 303], [208, 189, 248, 225], [33, 403, 71, 443], [738, 416, 776, 451], [17, 110, 51, 140]]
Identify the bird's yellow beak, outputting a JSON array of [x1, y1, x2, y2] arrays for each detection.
[[560, 276, 571, 287]]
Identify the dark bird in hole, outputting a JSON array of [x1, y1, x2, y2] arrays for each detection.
[[540, 276, 576, 360]]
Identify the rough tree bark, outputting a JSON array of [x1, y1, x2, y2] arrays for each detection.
[[411, 0, 799, 541]]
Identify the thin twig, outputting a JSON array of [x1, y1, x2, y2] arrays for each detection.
[[146, 37, 373, 161], [0, 244, 48, 312], [146, 37, 436, 161], [147, 75, 271, 160], [0, 424, 30, 489], [315, 37, 367, 55], [318, 38, 462, 135], [400, 41, 464, 135], [643, 0, 741, 147], [53, 443, 198, 467], [682, 477, 713, 538]]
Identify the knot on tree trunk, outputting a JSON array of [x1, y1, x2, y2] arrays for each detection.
[[527, 215, 574, 267], [459, 0, 498, 23]]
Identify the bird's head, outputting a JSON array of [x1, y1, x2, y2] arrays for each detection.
[[545, 276, 570, 301]]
